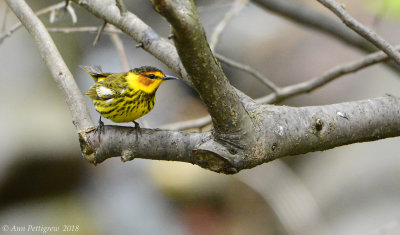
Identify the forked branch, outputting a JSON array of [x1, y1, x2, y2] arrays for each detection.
[[8, 0, 400, 174]]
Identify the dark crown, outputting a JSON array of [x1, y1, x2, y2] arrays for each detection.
[[130, 66, 163, 74]]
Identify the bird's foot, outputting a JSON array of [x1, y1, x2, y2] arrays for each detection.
[[95, 116, 104, 143], [133, 121, 142, 141]]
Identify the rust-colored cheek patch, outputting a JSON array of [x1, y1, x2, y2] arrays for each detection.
[[138, 76, 155, 86]]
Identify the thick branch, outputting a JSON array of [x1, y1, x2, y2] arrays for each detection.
[[81, 127, 206, 164], [152, 0, 255, 147], [6, 0, 93, 131], [260, 96, 400, 162], [83, 96, 400, 173]]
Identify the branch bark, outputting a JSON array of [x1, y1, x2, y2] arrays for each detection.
[[151, 0, 256, 149]]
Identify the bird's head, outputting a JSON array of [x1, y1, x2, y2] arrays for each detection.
[[127, 66, 178, 94]]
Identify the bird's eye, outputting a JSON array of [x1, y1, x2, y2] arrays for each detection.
[[148, 74, 155, 79]]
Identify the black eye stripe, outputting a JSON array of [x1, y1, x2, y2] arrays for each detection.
[[147, 74, 155, 79]]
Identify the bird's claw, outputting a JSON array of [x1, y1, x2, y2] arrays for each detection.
[[133, 121, 142, 141]]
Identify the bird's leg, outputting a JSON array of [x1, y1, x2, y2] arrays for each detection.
[[96, 116, 104, 143], [132, 121, 142, 141]]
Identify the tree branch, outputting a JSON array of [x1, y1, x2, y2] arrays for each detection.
[[6, 0, 93, 131], [81, 126, 208, 165], [209, 0, 248, 51], [257, 45, 400, 104], [152, 0, 256, 149], [260, 96, 400, 160], [318, 0, 400, 66], [216, 52, 280, 92], [252, 0, 400, 74], [81, 96, 400, 173], [108, 25, 130, 71]]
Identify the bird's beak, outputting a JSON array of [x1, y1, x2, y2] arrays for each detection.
[[161, 75, 179, 80]]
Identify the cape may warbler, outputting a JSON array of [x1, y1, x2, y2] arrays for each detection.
[[82, 65, 177, 130]]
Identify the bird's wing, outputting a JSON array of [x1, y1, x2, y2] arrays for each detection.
[[87, 73, 127, 100]]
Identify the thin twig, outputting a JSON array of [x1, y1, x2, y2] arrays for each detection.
[[0, 1, 66, 44], [209, 0, 248, 51], [93, 21, 107, 46], [64, 0, 70, 9], [216, 52, 280, 92], [252, 0, 400, 75], [208, 0, 279, 94], [108, 25, 129, 71], [256, 45, 400, 104], [48, 1, 76, 24], [47, 26, 121, 34], [65, 4, 77, 24], [318, 0, 400, 66], [115, 0, 127, 15]]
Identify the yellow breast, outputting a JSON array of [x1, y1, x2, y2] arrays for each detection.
[[93, 91, 156, 123]]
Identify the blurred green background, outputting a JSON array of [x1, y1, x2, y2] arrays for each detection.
[[1, 0, 400, 234]]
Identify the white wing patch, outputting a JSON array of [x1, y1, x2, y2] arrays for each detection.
[[106, 98, 114, 103], [96, 86, 114, 98]]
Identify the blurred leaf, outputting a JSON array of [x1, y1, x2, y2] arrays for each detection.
[[364, 0, 400, 21]]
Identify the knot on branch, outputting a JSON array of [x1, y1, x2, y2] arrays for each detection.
[[311, 112, 336, 138], [193, 139, 243, 174]]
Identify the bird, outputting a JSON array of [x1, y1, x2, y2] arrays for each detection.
[[81, 65, 178, 136]]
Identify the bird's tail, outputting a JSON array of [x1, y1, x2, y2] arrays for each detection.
[[80, 65, 108, 82]]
